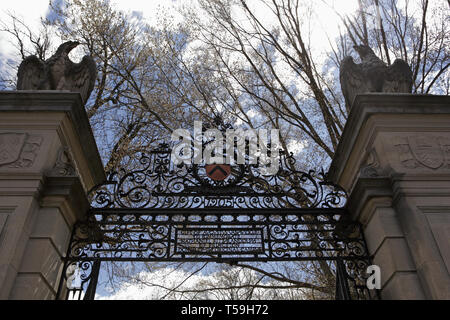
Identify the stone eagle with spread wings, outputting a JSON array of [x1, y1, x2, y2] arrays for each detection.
[[17, 41, 97, 104], [340, 45, 413, 109]]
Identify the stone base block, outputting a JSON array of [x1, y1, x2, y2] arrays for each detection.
[[373, 238, 416, 287], [9, 274, 55, 300], [382, 273, 426, 300], [19, 239, 62, 292]]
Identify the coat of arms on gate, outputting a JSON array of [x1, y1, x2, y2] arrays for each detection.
[[205, 164, 232, 181], [395, 135, 450, 170]]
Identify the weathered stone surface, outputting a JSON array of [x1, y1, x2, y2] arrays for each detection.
[[373, 238, 416, 287], [0, 133, 27, 166], [328, 93, 450, 192], [423, 211, 450, 274], [382, 273, 426, 300], [31, 208, 71, 256], [19, 238, 62, 292]]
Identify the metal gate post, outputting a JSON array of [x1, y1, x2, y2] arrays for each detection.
[[83, 260, 101, 300], [335, 258, 351, 300]]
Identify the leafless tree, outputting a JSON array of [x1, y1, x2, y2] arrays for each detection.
[[1, 0, 448, 300]]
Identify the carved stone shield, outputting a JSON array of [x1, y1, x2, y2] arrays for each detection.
[[0, 133, 27, 166], [408, 136, 444, 169]]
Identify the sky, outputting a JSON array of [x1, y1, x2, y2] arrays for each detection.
[[0, 0, 360, 65], [89, 265, 304, 300]]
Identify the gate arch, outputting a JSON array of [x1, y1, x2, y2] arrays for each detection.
[[57, 143, 378, 300]]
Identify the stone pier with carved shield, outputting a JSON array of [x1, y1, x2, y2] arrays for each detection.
[[328, 94, 450, 300], [0, 91, 105, 299]]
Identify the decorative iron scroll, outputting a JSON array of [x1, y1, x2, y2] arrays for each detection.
[[89, 144, 347, 210]]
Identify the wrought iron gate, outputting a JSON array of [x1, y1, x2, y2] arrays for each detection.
[[56, 144, 378, 300]]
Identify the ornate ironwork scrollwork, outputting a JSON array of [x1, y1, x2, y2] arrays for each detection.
[[59, 139, 378, 300], [89, 144, 347, 210]]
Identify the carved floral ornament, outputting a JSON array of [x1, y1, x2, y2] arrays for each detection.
[[45, 146, 77, 177], [359, 149, 382, 178]]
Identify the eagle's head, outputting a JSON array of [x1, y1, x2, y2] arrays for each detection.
[[56, 41, 80, 56], [354, 45, 375, 59]]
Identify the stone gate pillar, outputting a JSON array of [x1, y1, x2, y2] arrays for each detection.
[[328, 94, 450, 300], [0, 91, 105, 300]]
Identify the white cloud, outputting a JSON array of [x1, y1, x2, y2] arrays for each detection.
[[95, 266, 306, 300], [111, 0, 183, 26], [287, 139, 308, 155], [96, 268, 206, 300], [0, 0, 51, 57]]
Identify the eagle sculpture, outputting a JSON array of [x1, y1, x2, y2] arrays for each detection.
[[340, 45, 413, 109], [17, 41, 97, 104]]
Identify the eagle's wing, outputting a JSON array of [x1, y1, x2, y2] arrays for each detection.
[[340, 56, 368, 110], [66, 55, 97, 103], [17, 56, 47, 90], [384, 59, 413, 93]]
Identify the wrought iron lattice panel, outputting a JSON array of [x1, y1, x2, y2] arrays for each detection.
[[65, 208, 369, 262], [58, 208, 378, 300]]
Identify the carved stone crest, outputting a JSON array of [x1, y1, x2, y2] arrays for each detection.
[[0, 133, 43, 168], [408, 136, 445, 169], [0, 133, 27, 165], [394, 135, 450, 170]]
